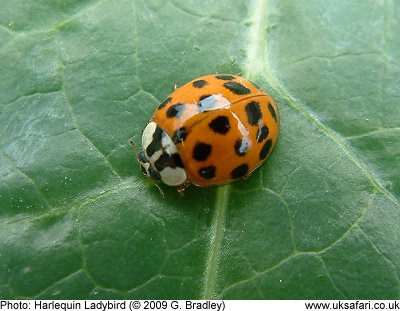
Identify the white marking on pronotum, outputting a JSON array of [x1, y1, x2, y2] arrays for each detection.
[[141, 121, 187, 186], [141, 121, 158, 152]]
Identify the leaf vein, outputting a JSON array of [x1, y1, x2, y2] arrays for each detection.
[[219, 251, 302, 297], [262, 54, 399, 208], [0, 148, 51, 209], [357, 226, 400, 289], [346, 127, 400, 140], [316, 255, 348, 299], [317, 193, 376, 254], [32, 269, 90, 298], [54, 35, 122, 180]]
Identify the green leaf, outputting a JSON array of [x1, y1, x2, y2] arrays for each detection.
[[0, 0, 399, 299]]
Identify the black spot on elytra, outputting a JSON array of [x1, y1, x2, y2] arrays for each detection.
[[257, 125, 269, 143], [193, 143, 212, 161], [209, 116, 230, 134], [245, 101, 262, 126], [268, 102, 278, 123], [172, 127, 188, 143], [158, 97, 172, 110], [166, 103, 185, 118], [215, 74, 235, 80], [223, 81, 250, 95], [145, 126, 164, 157], [231, 164, 249, 179], [234, 138, 249, 156], [192, 79, 208, 88], [259, 139, 273, 160], [199, 166, 216, 179]]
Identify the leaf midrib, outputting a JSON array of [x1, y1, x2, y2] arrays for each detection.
[[200, 0, 270, 299], [201, 185, 230, 299]]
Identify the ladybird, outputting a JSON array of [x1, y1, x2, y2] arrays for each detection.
[[137, 74, 279, 191]]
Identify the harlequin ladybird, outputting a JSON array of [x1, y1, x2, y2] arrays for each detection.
[[137, 74, 279, 191]]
